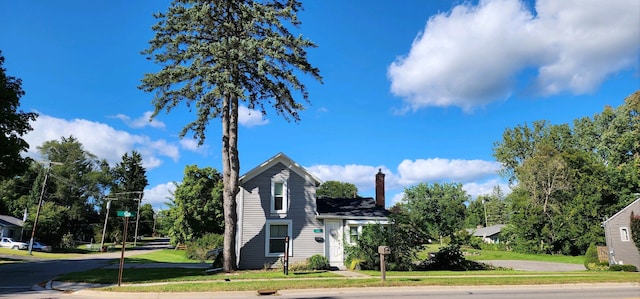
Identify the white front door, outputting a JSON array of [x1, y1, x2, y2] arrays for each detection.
[[325, 220, 343, 268]]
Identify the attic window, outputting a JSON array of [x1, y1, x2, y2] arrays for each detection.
[[271, 180, 287, 214], [620, 227, 630, 242]]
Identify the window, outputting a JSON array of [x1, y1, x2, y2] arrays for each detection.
[[266, 219, 292, 256], [349, 226, 359, 244], [620, 227, 630, 242], [271, 180, 287, 214]]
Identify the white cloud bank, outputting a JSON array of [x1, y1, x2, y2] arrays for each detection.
[[143, 182, 176, 209], [307, 157, 504, 204], [388, 0, 640, 112], [24, 114, 179, 169]]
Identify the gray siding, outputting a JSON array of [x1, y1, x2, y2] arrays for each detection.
[[604, 199, 640, 270], [238, 162, 324, 269]]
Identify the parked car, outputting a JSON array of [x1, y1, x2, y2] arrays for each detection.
[[0, 237, 28, 250], [32, 241, 52, 252]]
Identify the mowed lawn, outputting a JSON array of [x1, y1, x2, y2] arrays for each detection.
[[50, 248, 640, 293]]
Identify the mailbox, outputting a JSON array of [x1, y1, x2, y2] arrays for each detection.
[[378, 246, 391, 255]]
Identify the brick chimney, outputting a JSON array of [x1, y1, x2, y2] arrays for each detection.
[[375, 169, 385, 208]]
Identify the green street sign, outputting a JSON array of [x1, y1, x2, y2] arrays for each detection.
[[313, 229, 323, 233], [117, 211, 136, 217]]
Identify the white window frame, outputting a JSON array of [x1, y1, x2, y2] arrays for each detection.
[[348, 225, 361, 245], [270, 179, 288, 214], [265, 219, 293, 257], [620, 227, 630, 242]]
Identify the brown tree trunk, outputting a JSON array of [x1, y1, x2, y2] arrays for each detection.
[[222, 93, 240, 272]]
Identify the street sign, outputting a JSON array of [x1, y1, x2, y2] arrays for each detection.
[[117, 211, 136, 217]]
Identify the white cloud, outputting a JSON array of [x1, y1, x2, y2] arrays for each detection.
[[307, 164, 397, 193], [239, 105, 269, 127], [388, 0, 640, 111], [397, 158, 501, 185], [179, 138, 212, 156], [143, 182, 176, 209], [462, 179, 511, 199], [113, 111, 166, 129], [307, 157, 501, 199], [24, 114, 179, 169]]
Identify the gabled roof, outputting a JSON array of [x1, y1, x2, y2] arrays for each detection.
[[467, 224, 505, 237], [317, 197, 390, 219], [603, 197, 640, 225], [0, 215, 24, 227], [239, 152, 322, 186]]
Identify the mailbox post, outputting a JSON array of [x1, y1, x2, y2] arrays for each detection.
[[378, 246, 391, 282]]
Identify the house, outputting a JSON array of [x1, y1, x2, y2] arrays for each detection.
[[603, 197, 640, 269], [235, 152, 389, 269], [0, 215, 24, 240], [466, 224, 505, 244]]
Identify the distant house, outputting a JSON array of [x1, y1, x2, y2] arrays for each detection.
[[0, 215, 24, 240], [235, 152, 389, 269], [466, 224, 506, 244], [603, 197, 640, 269]]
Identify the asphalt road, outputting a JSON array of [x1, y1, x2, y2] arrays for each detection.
[[0, 239, 170, 297]]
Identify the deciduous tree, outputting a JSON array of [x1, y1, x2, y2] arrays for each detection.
[[317, 181, 359, 198], [141, 0, 321, 271], [0, 51, 38, 180]]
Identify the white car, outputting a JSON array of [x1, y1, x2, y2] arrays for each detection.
[[0, 237, 28, 250]]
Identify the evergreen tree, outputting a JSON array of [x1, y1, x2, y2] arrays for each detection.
[[141, 0, 321, 271]]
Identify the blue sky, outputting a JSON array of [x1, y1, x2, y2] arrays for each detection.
[[1, 0, 638, 210]]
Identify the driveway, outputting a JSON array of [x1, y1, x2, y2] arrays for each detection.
[[479, 260, 586, 271]]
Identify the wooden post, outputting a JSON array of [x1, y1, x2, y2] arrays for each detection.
[[118, 216, 129, 286], [283, 236, 289, 275], [380, 253, 386, 282]]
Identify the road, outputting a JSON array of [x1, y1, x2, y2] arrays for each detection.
[[0, 238, 170, 297]]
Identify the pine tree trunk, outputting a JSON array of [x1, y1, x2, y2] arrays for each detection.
[[222, 93, 239, 272]]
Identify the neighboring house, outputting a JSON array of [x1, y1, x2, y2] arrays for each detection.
[[235, 152, 389, 269], [603, 197, 640, 270], [466, 224, 505, 244], [0, 215, 24, 240]]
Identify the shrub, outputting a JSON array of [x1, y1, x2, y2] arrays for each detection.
[[418, 244, 491, 271], [586, 262, 610, 271], [60, 232, 76, 249], [288, 260, 310, 272], [584, 243, 599, 269], [307, 254, 330, 270], [609, 264, 638, 272], [185, 233, 223, 262]]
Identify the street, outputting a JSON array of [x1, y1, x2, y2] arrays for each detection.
[[0, 239, 170, 297]]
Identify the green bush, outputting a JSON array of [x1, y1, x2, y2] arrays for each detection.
[[185, 233, 223, 262], [584, 243, 599, 268], [609, 264, 638, 272], [418, 244, 491, 271], [307, 254, 330, 270], [60, 232, 76, 249]]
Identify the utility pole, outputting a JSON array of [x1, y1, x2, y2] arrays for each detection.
[[100, 197, 118, 251], [133, 192, 143, 247], [28, 161, 62, 255], [482, 199, 488, 227]]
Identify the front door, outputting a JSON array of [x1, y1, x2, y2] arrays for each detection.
[[325, 220, 343, 268]]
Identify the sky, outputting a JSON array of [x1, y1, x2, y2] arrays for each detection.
[[1, 0, 639, 210]]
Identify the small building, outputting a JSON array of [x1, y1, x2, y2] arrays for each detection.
[[603, 197, 640, 269], [235, 152, 389, 269], [466, 224, 506, 244], [0, 215, 24, 240]]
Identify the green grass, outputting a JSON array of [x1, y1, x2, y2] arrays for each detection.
[[463, 249, 584, 264], [57, 268, 340, 284], [416, 245, 585, 265], [121, 249, 203, 264], [98, 271, 640, 293], [0, 247, 81, 259]]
